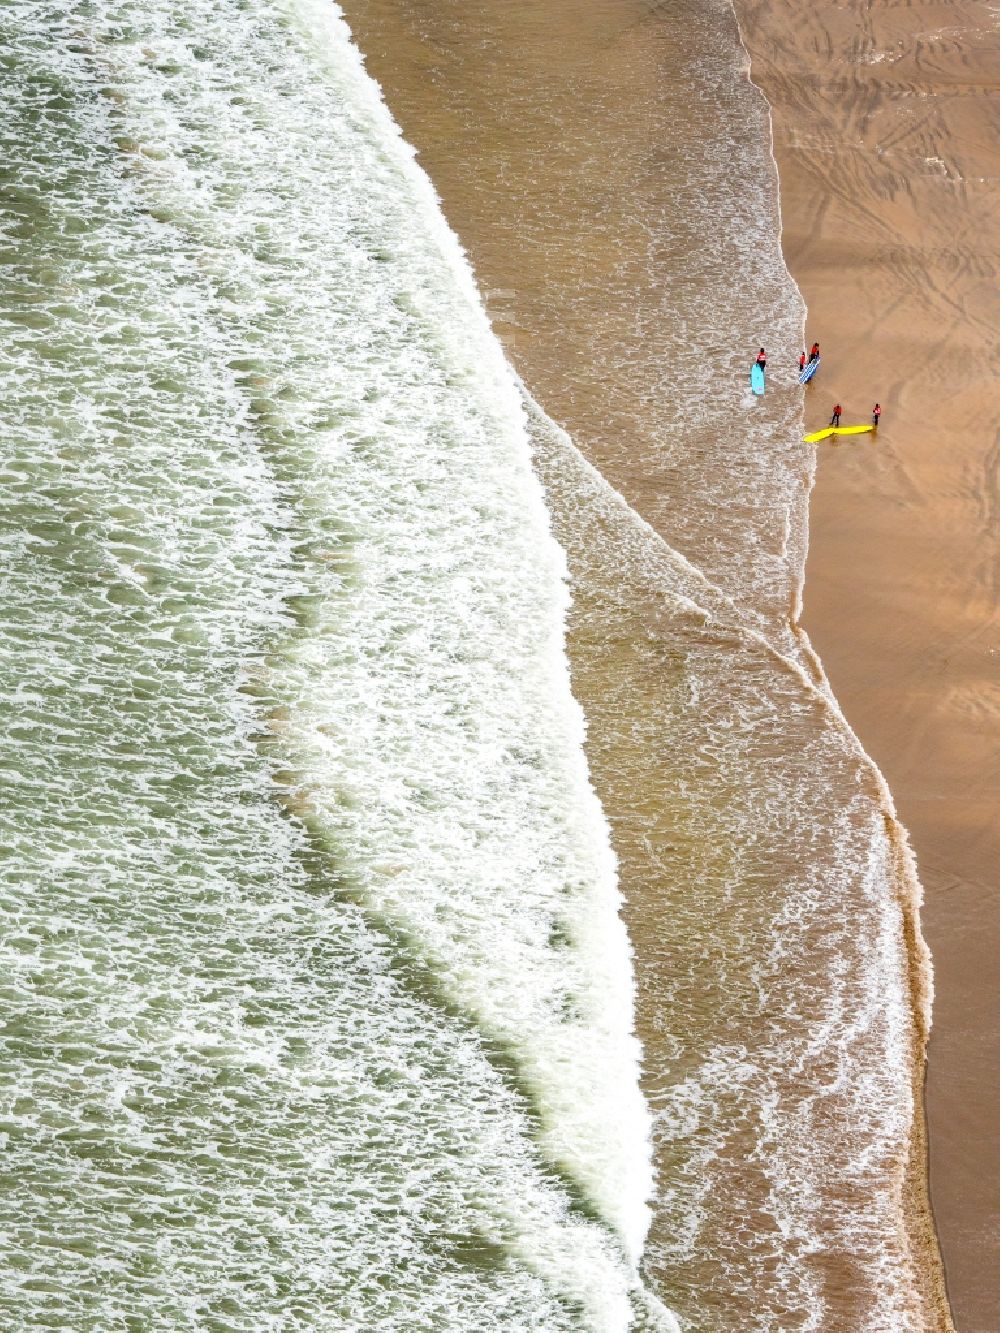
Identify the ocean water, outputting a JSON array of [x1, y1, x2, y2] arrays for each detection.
[[0, 2, 678, 1329]]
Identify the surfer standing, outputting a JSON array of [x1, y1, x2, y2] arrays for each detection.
[[872, 403, 881, 427], [755, 347, 767, 369], [808, 342, 820, 364], [830, 403, 842, 426], [798, 351, 806, 373]]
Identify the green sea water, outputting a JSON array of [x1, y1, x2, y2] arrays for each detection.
[[0, 3, 667, 1328]]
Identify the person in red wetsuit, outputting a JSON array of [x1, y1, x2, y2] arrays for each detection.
[[808, 342, 820, 363], [798, 351, 806, 373], [755, 347, 767, 369], [830, 403, 842, 426], [872, 402, 881, 427]]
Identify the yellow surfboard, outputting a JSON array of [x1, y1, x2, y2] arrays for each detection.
[[803, 424, 875, 443]]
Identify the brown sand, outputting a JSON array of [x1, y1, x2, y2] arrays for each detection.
[[731, 3, 1000, 1327]]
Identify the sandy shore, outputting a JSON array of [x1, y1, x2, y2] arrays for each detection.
[[731, 2, 1000, 1326]]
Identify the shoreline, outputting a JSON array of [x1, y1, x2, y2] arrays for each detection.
[[728, 5, 953, 1325], [731, 0, 1000, 1325]]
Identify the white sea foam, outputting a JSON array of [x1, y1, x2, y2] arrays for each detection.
[[0, 1, 678, 1329]]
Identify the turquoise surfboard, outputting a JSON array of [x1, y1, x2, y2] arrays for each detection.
[[750, 363, 765, 395]]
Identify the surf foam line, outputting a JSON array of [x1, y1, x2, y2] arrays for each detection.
[[518, 383, 903, 818], [518, 380, 936, 1323], [75, 0, 681, 1326]]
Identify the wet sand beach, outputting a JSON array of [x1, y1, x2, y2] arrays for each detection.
[[338, 0, 988, 1325], [732, 3, 1000, 1326]]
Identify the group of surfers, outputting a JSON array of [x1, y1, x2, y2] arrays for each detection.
[[753, 344, 882, 428], [795, 342, 821, 373]]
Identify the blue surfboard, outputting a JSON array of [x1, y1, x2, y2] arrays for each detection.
[[799, 356, 820, 384], [750, 362, 765, 396]]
